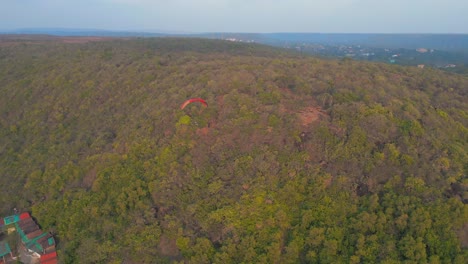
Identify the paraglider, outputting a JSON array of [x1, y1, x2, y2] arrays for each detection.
[[180, 98, 208, 110]]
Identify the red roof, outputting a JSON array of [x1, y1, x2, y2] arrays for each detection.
[[19, 212, 31, 220], [40, 251, 57, 264], [40, 259, 58, 264]]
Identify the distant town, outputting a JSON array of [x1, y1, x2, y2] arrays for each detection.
[[290, 44, 467, 71], [2, 29, 467, 74], [222, 37, 468, 74]]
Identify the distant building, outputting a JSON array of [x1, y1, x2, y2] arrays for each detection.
[[416, 48, 428, 53], [417, 64, 425, 68]]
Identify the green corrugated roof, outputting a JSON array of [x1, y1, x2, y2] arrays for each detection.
[[14, 222, 47, 253], [2, 214, 56, 256], [48, 237, 54, 246], [0, 242, 11, 257], [3, 215, 19, 225]]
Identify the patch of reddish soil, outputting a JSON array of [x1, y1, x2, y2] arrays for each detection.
[[196, 127, 210, 136], [279, 104, 288, 114], [164, 129, 172, 137], [323, 174, 333, 188], [158, 235, 180, 257], [459, 223, 468, 248], [196, 118, 217, 137], [298, 106, 327, 126], [82, 168, 97, 188], [216, 95, 225, 106]]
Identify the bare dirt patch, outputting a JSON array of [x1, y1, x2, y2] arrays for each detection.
[[216, 95, 225, 107], [297, 106, 327, 126], [158, 235, 179, 257], [82, 168, 97, 189], [196, 127, 210, 136]]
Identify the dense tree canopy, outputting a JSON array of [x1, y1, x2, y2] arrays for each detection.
[[0, 36, 467, 263]]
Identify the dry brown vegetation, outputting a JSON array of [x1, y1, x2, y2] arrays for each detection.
[[0, 37, 466, 263]]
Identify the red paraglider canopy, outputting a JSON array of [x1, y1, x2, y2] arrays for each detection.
[[180, 98, 208, 110]]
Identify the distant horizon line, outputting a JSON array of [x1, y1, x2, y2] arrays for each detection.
[[1, 28, 468, 35]]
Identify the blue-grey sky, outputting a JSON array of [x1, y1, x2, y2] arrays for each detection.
[[1, 0, 467, 33]]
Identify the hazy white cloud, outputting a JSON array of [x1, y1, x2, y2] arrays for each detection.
[[1, 0, 467, 33]]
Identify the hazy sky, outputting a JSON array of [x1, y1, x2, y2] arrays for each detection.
[[1, 0, 467, 33]]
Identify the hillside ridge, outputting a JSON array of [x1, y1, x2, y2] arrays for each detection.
[[0, 37, 466, 263]]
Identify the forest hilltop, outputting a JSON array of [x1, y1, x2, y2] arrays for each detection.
[[0, 36, 467, 263]]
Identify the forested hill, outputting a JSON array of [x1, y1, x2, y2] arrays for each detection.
[[0, 36, 467, 263]]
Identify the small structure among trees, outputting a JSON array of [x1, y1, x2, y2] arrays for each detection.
[[0, 212, 57, 264], [0, 242, 13, 263]]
